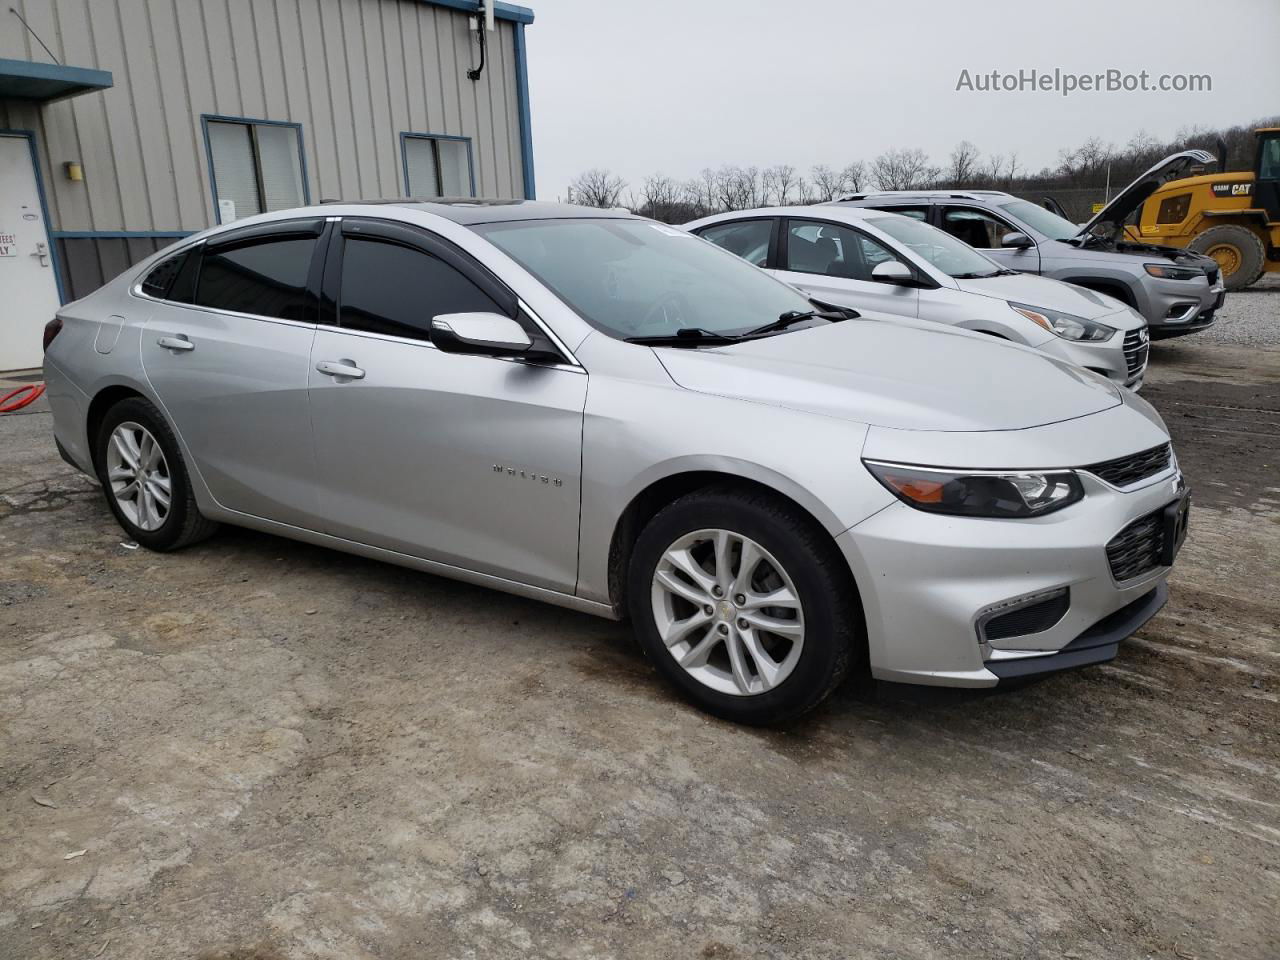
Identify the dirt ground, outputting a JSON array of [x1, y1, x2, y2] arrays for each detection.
[[2, 294, 1278, 960]]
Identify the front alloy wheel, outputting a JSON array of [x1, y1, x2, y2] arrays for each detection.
[[106, 421, 172, 531], [628, 486, 860, 724], [651, 529, 805, 696]]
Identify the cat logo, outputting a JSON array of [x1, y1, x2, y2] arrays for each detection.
[[1210, 182, 1253, 198]]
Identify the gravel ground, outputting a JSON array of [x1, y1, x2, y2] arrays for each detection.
[[2, 332, 1279, 960], [1187, 274, 1280, 347]]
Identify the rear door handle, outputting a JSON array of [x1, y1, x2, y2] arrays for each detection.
[[156, 335, 194, 352], [315, 359, 365, 380]]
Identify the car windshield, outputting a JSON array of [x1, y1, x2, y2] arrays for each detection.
[[999, 199, 1081, 241], [868, 215, 1003, 278], [472, 218, 817, 341]]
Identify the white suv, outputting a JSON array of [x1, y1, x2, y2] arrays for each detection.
[[686, 206, 1150, 389]]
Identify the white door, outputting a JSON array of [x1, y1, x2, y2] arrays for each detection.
[[0, 135, 61, 371]]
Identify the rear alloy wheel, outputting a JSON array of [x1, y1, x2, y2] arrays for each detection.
[[95, 396, 218, 551], [628, 487, 859, 724], [1189, 224, 1266, 291], [106, 422, 172, 532]]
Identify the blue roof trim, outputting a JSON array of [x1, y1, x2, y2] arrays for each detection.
[[422, 0, 534, 24], [0, 57, 113, 102], [513, 22, 535, 199]]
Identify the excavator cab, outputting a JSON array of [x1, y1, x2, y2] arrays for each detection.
[[1254, 129, 1280, 223]]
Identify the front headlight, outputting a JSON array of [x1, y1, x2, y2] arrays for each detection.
[[1144, 263, 1202, 280], [864, 461, 1084, 518], [1009, 302, 1116, 342]]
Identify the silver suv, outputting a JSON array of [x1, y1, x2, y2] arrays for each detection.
[[833, 152, 1226, 339]]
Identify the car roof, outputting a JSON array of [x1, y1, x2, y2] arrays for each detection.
[[835, 190, 1017, 204], [316, 197, 636, 224], [692, 205, 891, 225]]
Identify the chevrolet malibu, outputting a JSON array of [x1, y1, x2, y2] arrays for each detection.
[[42, 200, 1189, 724]]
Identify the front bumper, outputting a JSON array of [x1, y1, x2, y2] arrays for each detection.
[[838, 468, 1184, 687], [1034, 331, 1144, 390], [1143, 278, 1225, 335]]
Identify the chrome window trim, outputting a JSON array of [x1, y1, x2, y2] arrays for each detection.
[[131, 292, 319, 331], [307, 322, 583, 374]]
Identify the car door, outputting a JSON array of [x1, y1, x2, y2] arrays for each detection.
[[307, 218, 587, 593], [937, 204, 1041, 274], [139, 220, 325, 529], [771, 218, 919, 317], [693, 218, 776, 268]]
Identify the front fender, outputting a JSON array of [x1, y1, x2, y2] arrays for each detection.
[[574, 373, 896, 605]]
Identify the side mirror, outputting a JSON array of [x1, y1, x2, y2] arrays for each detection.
[[430, 312, 532, 356], [1001, 231, 1034, 249], [870, 260, 914, 285]]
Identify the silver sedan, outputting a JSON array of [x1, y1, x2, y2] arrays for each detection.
[[43, 200, 1189, 724]]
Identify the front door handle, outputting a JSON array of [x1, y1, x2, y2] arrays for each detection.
[[156, 335, 194, 352], [315, 359, 365, 380]]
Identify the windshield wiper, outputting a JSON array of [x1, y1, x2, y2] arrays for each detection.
[[624, 327, 739, 347], [743, 305, 851, 339]]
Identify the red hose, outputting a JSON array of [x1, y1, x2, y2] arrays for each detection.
[[0, 383, 46, 413]]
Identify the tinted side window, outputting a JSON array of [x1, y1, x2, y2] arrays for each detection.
[[339, 237, 500, 341], [697, 219, 772, 267], [785, 219, 887, 281], [141, 250, 188, 299], [940, 206, 1016, 248], [194, 237, 317, 321], [877, 205, 929, 221]]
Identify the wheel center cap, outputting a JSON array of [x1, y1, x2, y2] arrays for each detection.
[[718, 600, 735, 620]]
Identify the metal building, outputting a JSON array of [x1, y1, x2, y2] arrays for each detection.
[[0, 0, 535, 371]]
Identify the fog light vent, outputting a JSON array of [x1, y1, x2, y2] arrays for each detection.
[[978, 588, 1070, 643]]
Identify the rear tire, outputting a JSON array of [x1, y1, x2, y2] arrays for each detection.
[[1189, 224, 1266, 291], [94, 397, 218, 551], [627, 486, 860, 725]]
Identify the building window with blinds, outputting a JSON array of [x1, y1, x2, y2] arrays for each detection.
[[204, 117, 308, 224], [402, 134, 474, 198]]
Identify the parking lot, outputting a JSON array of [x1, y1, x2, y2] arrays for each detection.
[[2, 282, 1277, 960]]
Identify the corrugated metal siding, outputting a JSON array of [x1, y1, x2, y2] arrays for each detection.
[[1, 0, 527, 233], [53, 236, 181, 301]]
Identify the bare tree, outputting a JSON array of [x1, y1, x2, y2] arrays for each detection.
[[840, 160, 866, 194], [766, 164, 798, 205], [946, 141, 981, 187], [639, 174, 683, 222], [810, 164, 846, 202], [569, 168, 627, 208], [870, 148, 939, 190]]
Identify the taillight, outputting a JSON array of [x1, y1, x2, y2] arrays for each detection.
[[43, 316, 63, 352]]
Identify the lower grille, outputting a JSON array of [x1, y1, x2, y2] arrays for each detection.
[[1106, 509, 1165, 582], [983, 589, 1071, 641], [1123, 329, 1149, 378], [1084, 443, 1171, 487]]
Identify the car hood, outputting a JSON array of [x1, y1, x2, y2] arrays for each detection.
[[653, 315, 1122, 432], [954, 272, 1140, 324], [1076, 149, 1216, 236]]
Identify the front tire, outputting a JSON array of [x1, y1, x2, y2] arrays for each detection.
[[627, 486, 860, 724], [94, 397, 218, 551], [1189, 224, 1266, 291]]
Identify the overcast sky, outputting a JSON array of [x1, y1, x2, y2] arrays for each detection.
[[524, 0, 1280, 201]]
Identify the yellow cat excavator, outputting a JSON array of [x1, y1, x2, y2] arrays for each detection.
[[1130, 128, 1280, 290]]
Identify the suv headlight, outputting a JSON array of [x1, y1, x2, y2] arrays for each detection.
[[1144, 263, 1202, 280], [1009, 302, 1115, 342], [864, 461, 1084, 518]]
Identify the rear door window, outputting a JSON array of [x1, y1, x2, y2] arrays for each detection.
[[194, 235, 318, 321], [696, 219, 774, 267]]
